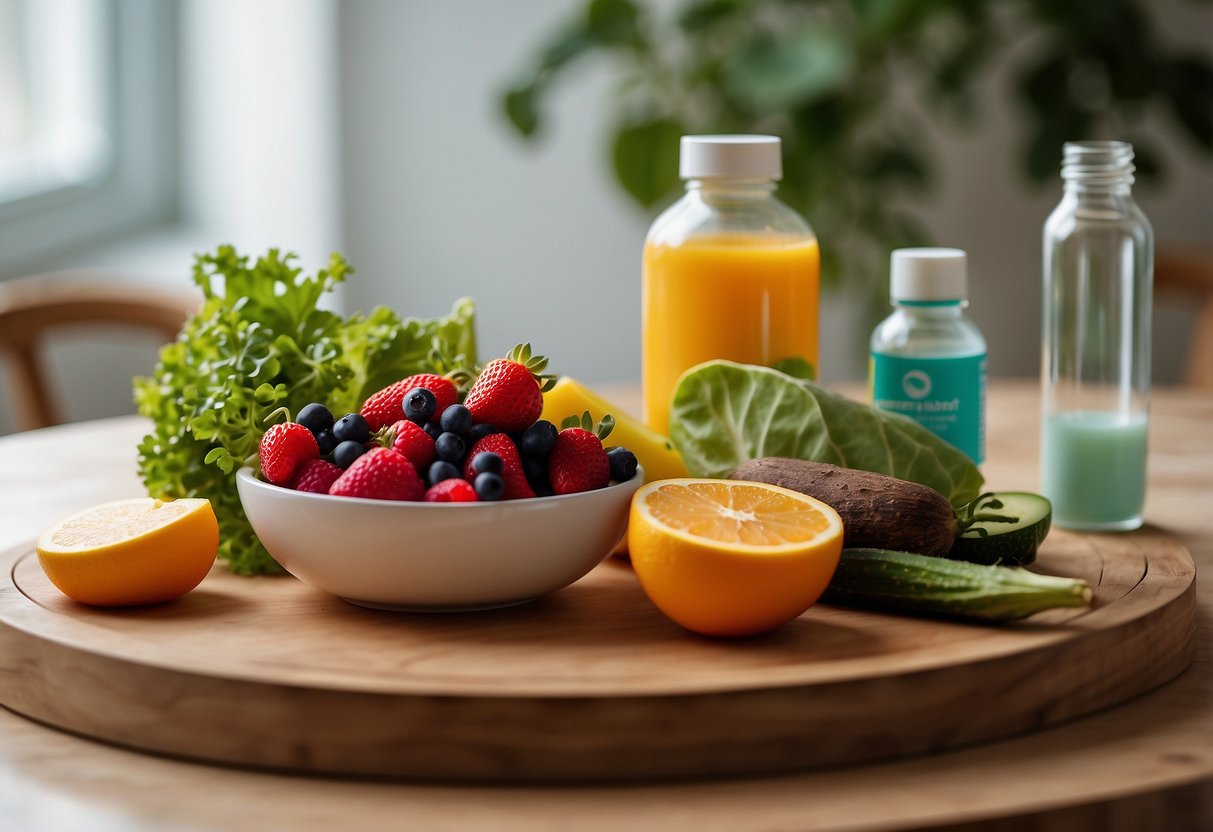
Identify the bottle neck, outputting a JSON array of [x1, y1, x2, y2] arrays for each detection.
[[893, 300, 966, 319], [686, 178, 777, 203], [1060, 141, 1135, 198]]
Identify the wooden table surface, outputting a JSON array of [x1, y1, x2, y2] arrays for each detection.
[[1, 382, 1210, 831]]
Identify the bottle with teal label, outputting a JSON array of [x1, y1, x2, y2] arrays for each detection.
[[870, 248, 986, 464]]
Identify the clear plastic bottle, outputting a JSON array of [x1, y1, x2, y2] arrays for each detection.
[[642, 135, 819, 434], [870, 248, 986, 464], [1041, 141, 1153, 531]]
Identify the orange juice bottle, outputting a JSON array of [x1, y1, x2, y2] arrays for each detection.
[[642, 135, 819, 433]]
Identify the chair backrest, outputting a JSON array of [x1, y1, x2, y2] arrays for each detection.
[[1155, 248, 1213, 389], [0, 272, 200, 431]]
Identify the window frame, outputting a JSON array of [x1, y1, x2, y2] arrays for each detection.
[[0, 0, 176, 276]]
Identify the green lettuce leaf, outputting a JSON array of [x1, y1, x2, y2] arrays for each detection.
[[133, 245, 477, 574], [668, 360, 984, 506]]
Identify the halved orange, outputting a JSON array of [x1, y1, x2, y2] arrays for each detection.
[[628, 479, 844, 637], [36, 498, 218, 606]]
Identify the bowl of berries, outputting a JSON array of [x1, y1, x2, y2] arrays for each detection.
[[236, 345, 643, 611]]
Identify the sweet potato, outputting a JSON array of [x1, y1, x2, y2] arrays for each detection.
[[730, 458, 958, 557]]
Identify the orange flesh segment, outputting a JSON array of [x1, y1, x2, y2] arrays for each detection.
[[643, 481, 833, 546], [46, 500, 192, 548]]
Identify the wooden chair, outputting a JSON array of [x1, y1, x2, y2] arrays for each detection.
[[1155, 248, 1213, 389], [0, 272, 201, 431]]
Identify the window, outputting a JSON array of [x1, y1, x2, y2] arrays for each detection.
[[0, 0, 175, 275]]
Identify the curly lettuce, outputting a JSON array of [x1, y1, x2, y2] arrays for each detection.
[[133, 245, 476, 574]]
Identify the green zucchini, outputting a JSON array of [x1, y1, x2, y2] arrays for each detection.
[[822, 548, 1092, 621], [951, 492, 1052, 566]]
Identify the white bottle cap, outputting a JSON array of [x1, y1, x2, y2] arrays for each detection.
[[679, 135, 782, 180], [890, 247, 968, 302]]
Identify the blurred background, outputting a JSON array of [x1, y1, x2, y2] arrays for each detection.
[[0, 0, 1210, 436]]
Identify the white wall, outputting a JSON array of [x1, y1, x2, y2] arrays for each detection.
[[340, 0, 653, 385], [0, 0, 342, 435], [2, 0, 1209, 436], [338, 0, 1212, 386]]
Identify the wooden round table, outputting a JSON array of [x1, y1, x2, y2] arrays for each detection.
[[1, 383, 1210, 830]]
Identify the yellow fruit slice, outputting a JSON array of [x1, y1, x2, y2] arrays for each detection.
[[541, 377, 688, 482], [36, 498, 219, 606], [628, 479, 843, 637]]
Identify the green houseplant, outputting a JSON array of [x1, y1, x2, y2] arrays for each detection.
[[501, 0, 1213, 304]]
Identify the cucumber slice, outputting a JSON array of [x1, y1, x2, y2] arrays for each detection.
[[950, 492, 1052, 566]]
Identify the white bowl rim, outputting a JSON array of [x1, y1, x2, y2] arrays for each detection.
[[236, 465, 645, 509]]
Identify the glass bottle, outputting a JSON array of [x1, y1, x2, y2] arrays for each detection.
[[870, 248, 987, 464], [1041, 141, 1153, 531], [642, 135, 819, 434]]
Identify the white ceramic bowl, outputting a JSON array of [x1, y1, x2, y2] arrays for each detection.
[[235, 466, 643, 611]]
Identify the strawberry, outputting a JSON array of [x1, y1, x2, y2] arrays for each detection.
[[360, 373, 459, 431], [382, 419, 436, 470], [463, 433, 534, 500], [548, 411, 614, 495], [328, 447, 424, 501], [424, 478, 479, 502], [463, 343, 555, 433], [259, 422, 319, 485], [290, 458, 343, 494]]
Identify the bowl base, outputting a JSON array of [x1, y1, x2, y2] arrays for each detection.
[[342, 596, 537, 614]]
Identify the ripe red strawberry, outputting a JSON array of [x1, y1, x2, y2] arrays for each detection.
[[548, 411, 614, 495], [360, 373, 459, 431], [328, 447, 424, 501], [464, 433, 534, 500], [424, 478, 479, 502], [259, 422, 319, 485], [463, 343, 555, 433], [290, 458, 343, 494], [382, 419, 436, 470]]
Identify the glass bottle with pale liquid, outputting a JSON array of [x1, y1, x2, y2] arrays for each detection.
[[1041, 141, 1153, 531], [642, 135, 819, 433]]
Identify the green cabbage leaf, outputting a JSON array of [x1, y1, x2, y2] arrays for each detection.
[[669, 360, 984, 506]]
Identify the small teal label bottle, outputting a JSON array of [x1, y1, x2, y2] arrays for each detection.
[[870, 248, 986, 464]]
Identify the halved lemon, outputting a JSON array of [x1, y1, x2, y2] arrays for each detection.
[[36, 498, 219, 606], [628, 479, 844, 637]]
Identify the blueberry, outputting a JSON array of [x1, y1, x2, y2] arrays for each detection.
[[427, 460, 461, 485], [333, 440, 366, 469], [424, 422, 442, 440], [474, 471, 504, 501], [403, 387, 438, 424], [607, 447, 639, 482], [470, 451, 503, 475], [467, 422, 497, 443], [315, 428, 337, 456], [297, 403, 334, 435], [519, 420, 558, 458], [522, 455, 549, 490], [333, 413, 370, 444], [435, 431, 466, 463], [439, 404, 473, 435]]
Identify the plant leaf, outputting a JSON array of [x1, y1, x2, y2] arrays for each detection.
[[612, 118, 684, 207], [587, 0, 643, 47], [504, 84, 541, 137], [679, 0, 745, 32], [724, 25, 853, 113], [1165, 56, 1213, 148], [669, 360, 984, 506]]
